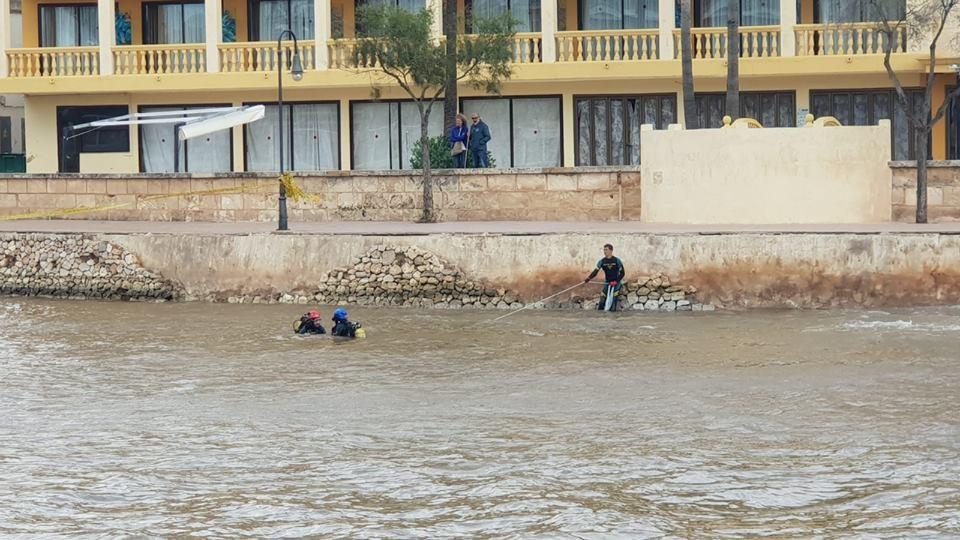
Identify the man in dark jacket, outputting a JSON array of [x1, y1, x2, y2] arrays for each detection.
[[585, 244, 626, 312], [469, 113, 491, 168]]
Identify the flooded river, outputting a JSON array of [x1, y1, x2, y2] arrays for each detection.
[[1, 299, 959, 537]]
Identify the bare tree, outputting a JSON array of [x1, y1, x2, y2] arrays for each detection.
[[725, 0, 740, 120], [680, 0, 698, 128], [875, 0, 960, 223]]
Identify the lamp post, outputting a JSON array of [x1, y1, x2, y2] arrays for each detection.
[[276, 29, 304, 231]]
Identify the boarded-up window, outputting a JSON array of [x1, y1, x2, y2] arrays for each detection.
[[694, 91, 796, 129], [810, 89, 924, 160], [575, 94, 677, 166]]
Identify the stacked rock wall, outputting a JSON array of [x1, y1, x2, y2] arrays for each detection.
[[0, 234, 181, 301], [261, 246, 711, 311]]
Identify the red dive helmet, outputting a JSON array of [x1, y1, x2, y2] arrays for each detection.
[[307, 310, 321, 320]]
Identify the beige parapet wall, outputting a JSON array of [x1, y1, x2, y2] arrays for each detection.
[[640, 122, 893, 224], [891, 161, 960, 222], [0, 168, 640, 222]]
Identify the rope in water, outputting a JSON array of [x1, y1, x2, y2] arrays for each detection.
[[488, 281, 594, 323]]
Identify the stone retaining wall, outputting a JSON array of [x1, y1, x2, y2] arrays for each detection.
[[0, 233, 181, 300], [3, 230, 960, 309], [0, 168, 640, 222], [890, 162, 960, 222]]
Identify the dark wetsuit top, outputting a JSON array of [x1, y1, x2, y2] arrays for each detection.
[[296, 317, 326, 335], [589, 256, 625, 283], [331, 319, 360, 338]]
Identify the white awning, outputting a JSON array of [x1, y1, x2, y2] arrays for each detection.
[[70, 105, 266, 141]]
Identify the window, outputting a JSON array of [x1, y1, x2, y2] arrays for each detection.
[[0, 117, 11, 154], [139, 106, 232, 173], [575, 95, 676, 166], [351, 101, 443, 170], [143, 2, 205, 44], [462, 97, 562, 168], [697, 0, 779, 26], [948, 87, 960, 160], [470, 0, 541, 32], [810, 89, 925, 160], [39, 4, 98, 47], [695, 91, 795, 129], [245, 103, 340, 172], [814, 0, 904, 23], [250, 0, 315, 41], [56, 106, 130, 173], [581, 0, 657, 30]]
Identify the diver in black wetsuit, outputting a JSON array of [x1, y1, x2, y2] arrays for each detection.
[[584, 243, 626, 311], [331, 308, 364, 338], [294, 310, 327, 334]]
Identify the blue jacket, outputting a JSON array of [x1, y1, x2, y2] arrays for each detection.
[[449, 125, 468, 145], [469, 121, 491, 151]]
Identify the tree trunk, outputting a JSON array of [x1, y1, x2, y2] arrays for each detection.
[[680, 0, 697, 129], [420, 106, 436, 223], [443, 0, 458, 134], [725, 0, 740, 120], [916, 129, 929, 224]]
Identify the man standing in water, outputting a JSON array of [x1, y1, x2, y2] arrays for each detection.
[[585, 244, 625, 311]]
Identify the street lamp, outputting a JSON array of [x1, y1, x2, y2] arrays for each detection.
[[276, 29, 304, 231]]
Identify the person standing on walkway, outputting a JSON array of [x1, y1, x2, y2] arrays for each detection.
[[584, 244, 625, 311], [450, 114, 469, 169], [469, 113, 491, 168]]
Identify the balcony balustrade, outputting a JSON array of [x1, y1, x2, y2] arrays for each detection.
[[3, 22, 913, 79], [672, 26, 781, 60], [5, 47, 100, 77], [556, 29, 660, 62], [795, 22, 906, 56], [113, 44, 207, 75], [219, 41, 317, 73]]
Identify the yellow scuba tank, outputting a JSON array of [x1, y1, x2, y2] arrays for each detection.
[[293, 320, 302, 332]]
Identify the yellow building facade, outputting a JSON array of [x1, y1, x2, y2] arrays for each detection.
[[1, 0, 958, 174]]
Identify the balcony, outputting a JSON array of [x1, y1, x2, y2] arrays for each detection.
[[0, 0, 923, 83]]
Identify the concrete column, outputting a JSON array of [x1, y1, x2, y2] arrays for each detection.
[[232, 101, 245, 171], [658, 0, 675, 60], [780, 0, 796, 57], [562, 93, 575, 166], [97, 0, 115, 75], [540, 0, 557, 62], [0, 0, 10, 78], [340, 98, 351, 170], [205, 0, 222, 72], [428, 0, 442, 40], [315, 0, 331, 69]]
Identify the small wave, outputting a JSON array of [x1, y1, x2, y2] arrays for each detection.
[[839, 320, 960, 332]]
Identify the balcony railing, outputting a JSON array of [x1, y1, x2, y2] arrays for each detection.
[[673, 26, 781, 59], [795, 22, 906, 56], [5, 47, 99, 77], [113, 44, 206, 75], [512, 32, 543, 63], [2, 23, 917, 79], [328, 33, 542, 69], [556, 29, 659, 62], [219, 41, 317, 73]]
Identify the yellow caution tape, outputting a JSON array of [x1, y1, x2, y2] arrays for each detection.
[[0, 176, 321, 222]]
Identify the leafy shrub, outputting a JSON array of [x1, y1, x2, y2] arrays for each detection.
[[410, 135, 497, 169]]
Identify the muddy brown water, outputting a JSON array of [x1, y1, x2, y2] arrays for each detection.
[[1, 299, 959, 537]]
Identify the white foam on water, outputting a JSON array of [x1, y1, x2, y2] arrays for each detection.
[[837, 320, 960, 333]]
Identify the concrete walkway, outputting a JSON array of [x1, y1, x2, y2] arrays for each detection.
[[2, 220, 960, 235]]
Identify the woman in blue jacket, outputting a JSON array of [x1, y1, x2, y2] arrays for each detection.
[[449, 113, 469, 168]]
